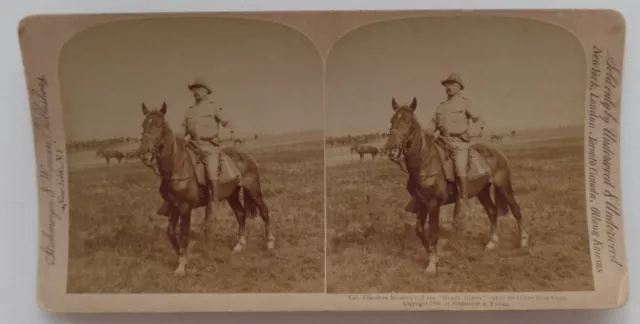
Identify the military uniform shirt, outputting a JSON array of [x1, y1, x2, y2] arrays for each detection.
[[182, 100, 233, 139], [426, 94, 481, 136]]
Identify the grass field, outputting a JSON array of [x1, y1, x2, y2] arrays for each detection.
[[67, 138, 325, 293], [326, 129, 595, 293]]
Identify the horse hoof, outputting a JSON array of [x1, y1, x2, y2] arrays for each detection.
[[232, 245, 245, 253], [521, 238, 529, 249], [267, 241, 275, 250], [173, 268, 186, 277], [425, 265, 437, 275]]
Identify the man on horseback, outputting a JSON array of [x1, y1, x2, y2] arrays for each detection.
[[181, 77, 236, 201], [407, 73, 485, 218], [155, 77, 236, 216]]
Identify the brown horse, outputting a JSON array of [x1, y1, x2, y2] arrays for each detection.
[[351, 143, 380, 160], [130, 102, 275, 277], [96, 148, 125, 164], [384, 97, 529, 275]]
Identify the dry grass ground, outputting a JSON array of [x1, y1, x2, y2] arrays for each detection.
[[326, 130, 594, 293], [67, 139, 325, 293]]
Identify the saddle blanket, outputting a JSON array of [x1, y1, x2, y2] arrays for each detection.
[[186, 143, 241, 186], [435, 138, 490, 182]]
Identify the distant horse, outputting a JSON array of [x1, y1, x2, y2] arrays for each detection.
[[123, 152, 139, 163], [378, 146, 388, 158], [129, 102, 275, 277], [384, 97, 528, 275], [96, 148, 125, 164], [352, 144, 380, 160], [490, 133, 504, 142], [233, 138, 246, 146]]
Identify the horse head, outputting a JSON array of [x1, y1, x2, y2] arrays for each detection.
[[133, 101, 169, 165], [384, 96, 422, 163]]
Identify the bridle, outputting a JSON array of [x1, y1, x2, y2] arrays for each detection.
[[139, 120, 178, 179], [138, 132, 162, 177], [388, 127, 411, 174]]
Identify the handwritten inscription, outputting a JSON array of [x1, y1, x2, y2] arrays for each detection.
[[30, 75, 67, 266], [587, 46, 623, 274]]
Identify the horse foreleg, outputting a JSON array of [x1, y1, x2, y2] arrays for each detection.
[[425, 203, 441, 275], [414, 204, 430, 263], [174, 203, 193, 277], [166, 204, 180, 265]]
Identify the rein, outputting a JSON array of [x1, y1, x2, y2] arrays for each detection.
[[142, 123, 191, 182], [390, 120, 435, 178], [139, 133, 162, 177], [389, 128, 409, 174]]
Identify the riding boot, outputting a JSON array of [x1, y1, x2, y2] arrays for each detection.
[[208, 179, 220, 202], [457, 175, 470, 218]]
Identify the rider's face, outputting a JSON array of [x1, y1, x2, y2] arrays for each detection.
[[445, 82, 461, 96], [192, 87, 208, 101]]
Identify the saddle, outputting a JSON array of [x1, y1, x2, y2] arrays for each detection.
[[185, 140, 242, 199], [433, 137, 490, 182]]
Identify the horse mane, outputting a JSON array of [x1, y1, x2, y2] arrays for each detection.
[[396, 106, 442, 176]]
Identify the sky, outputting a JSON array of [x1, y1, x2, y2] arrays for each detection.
[[325, 16, 587, 136], [59, 17, 323, 142]]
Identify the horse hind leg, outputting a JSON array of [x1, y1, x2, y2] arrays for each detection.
[[502, 188, 529, 248], [477, 185, 499, 251], [227, 188, 247, 253], [245, 185, 275, 250], [494, 173, 529, 249]]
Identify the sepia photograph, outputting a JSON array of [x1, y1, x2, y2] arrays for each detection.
[[59, 16, 325, 293], [325, 16, 595, 293], [18, 9, 627, 312]]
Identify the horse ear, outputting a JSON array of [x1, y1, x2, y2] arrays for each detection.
[[410, 97, 417, 111], [141, 102, 149, 115], [160, 101, 167, 115], [392, 97, 399, 111]]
